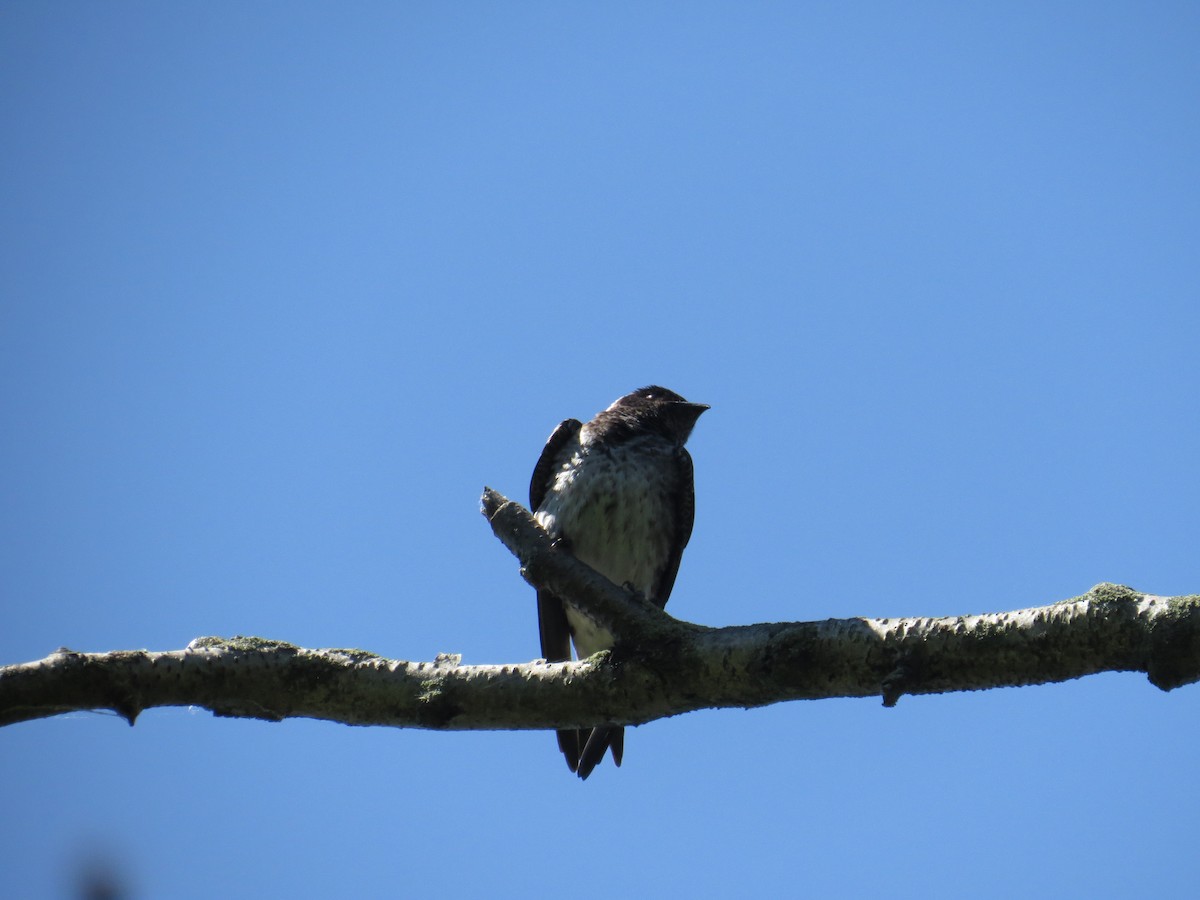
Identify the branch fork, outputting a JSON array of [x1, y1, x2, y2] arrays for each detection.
[[0, 488, 1195, 732]]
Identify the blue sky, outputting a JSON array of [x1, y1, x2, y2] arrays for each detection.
[[2, 3, 1197, 897]]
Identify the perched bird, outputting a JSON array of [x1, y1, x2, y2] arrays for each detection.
[[530, 386, 707, 779]]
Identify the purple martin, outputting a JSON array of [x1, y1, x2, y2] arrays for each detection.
[[530, 386, 707, 779]]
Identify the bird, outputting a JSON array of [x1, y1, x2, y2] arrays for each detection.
[[529, 385, 707, 779]]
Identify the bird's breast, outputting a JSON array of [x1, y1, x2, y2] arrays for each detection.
[[534, 438, 679, 656]]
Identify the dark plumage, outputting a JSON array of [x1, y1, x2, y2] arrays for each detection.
[[530, 386, 707, 779]]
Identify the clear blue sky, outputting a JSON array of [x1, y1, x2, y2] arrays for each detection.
[[3, 3, 1197, 897]]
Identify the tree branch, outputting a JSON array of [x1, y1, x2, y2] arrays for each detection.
[[1, 489, 1196, 731]]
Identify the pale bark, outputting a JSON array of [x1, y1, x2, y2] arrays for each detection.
[[1, 489, 1196, 731]]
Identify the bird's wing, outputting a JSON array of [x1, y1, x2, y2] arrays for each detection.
[[530, 417, 584, 772], [529, 417, 581, 511], [530, 417, 581, 665], [651, 446, 696, 608], [538, 587, 582, 772]]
